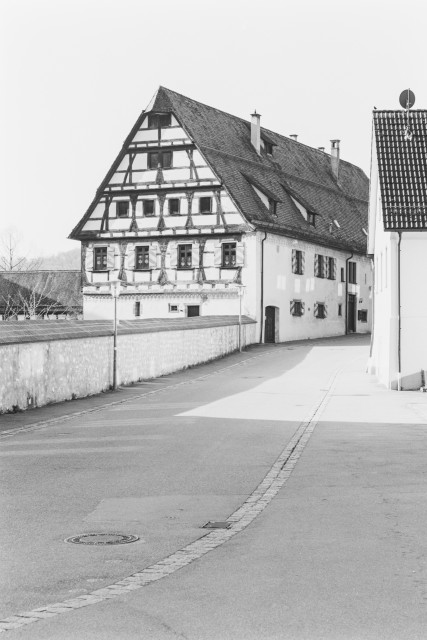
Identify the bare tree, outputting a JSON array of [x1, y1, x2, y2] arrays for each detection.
[[0, 230, 42, 272]]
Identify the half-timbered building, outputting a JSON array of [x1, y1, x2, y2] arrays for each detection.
[[70, 87, 372, 342]]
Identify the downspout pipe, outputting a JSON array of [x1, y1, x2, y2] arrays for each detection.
[[345, 251, 354, 335], [397, 232, 402, 390], [259, 232, 267, 343]]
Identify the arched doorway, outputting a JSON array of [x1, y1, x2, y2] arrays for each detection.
[[265, 306, 279, 343]]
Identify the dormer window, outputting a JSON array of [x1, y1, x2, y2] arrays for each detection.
[[307, 212, 316, 226], [147, 113, 172, 129], [264, 141, 274, 155]]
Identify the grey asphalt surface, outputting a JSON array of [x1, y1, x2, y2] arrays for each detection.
[[2, 334, 427, 639]]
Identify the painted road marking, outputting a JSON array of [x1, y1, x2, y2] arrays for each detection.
[[0, 361, 345, 633]]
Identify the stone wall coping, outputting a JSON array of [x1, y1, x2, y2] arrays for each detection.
[[0, 316, 256, 346]]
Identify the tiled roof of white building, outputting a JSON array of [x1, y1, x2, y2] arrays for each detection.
[[373, 110, 427, 230]]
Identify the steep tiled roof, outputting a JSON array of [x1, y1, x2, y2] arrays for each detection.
[[373, 110, 427, 230], [0, 271, 82, 314], [72, 87, 369, 254]]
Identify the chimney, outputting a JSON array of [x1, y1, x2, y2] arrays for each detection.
[[251, 111, 261, 155], [290, 134, 298, 141], [330, 139, 340, 180]]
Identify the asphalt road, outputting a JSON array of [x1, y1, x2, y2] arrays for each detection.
[[2, 334, 427, 639]]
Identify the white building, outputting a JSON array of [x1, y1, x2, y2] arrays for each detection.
[[368, 107, 427, 389], [70, 87, 372, 342]]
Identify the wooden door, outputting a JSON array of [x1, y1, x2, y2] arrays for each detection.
[[187, 305, 200, 317], [265, 306, 276, 343]]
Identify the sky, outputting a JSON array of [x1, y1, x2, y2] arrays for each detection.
[[1, 0, 426, 257]]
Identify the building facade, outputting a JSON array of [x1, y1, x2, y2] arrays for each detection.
[[367, 108, 427, 389], [70, 87, 371, 342]]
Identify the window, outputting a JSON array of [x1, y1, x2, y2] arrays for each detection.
[[199, 197, 212, 214], [268, 198, 277, 215], [178, 244, 192, 268], [222, 243, 237, 267], [134, 301, 141, 317], [290, 300, 304, 317], [341, 267, 345, 282], [314, 254, 325, 278], [94, 247, 108, 271], [314, 303, 326, 319], [264, 141, 274, 155], [148, 151, 172, 169], [168, 198, 180, 215], [358, 309, 368, 323], [292, 249, 304, 275], [327, 257, 336, 280], [348, 261, 357, 284], [169, 304, 179, 313], [147, 113, 171, 129], [307, 212, 316, 226], [143, 200, 155, 216], [135, 246, 149, 270], [338, 304, 342, 316], [116, 201, 129, 218]]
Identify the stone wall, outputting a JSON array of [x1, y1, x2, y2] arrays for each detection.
[[0, 319, 257, 413]]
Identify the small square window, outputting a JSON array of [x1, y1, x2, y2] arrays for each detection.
[[178, 244, 192, 268], [169, 304, 179, 313], [222, 243, 236, 267], [307, 212, 316, 226], [148, 151, 172, 169], [168, 198, 180, 215], [199, 197, 212, 214], [94, 247, 108, 271], [147, 113, 171, 129], [358, 309, 368, 323], [135, 246, 149, 270], [116, 201, 129, 218], [143, 200, 155, 216]]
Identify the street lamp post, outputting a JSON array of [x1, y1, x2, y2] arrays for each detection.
[[110, 280, 122, 390]]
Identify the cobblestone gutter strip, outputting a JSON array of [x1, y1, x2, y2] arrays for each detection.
[[0, 363, 343, 633], [0, 346, 283, 440]]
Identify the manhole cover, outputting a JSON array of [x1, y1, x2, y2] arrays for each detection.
[[64, 533, 139, 545]]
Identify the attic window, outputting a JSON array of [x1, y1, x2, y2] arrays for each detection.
[[147, 113, 171, 129], [251, 184, 277, 215], [264, 141, 274, 155], [307, 212, 316, 226], [268, 198, 277, 215]]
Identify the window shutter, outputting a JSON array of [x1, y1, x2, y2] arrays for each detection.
[[214, 242, 222, 266], [301, 301, 305, 315], [301, 251, 305, 275], [106, 246, 115, 271], [235, 243, 244, 266], [314, 303, 319, 317], [169, 242, 177, 268], [85, 247, 94, 272], [314, 254, 319, 277], [322, 257, 328, 279], [149, 244, 157, 269], [324, 304, 328, 318], [191, 244, 199, 268], [333, 258, 337, 280], [290, 300, 295, 315], [126, 245, 135, 270], [292, 249, 297, 274]]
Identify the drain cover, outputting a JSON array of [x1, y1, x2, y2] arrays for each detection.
[[65, 533, 139, 545], [202, 521, 231, 529]]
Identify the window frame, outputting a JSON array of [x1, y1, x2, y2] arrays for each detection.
[[134, 301, 141, 317], [307, 212, 316, 226], [93, 246, 108, 272], [168, 198, 180, 216], [199, 196, 212, 214], [177, 244, 193, 269], [314, 302, 326, 319], [143, 200, 155, 217], [291, 300, 303, 317], [147, 151, 172, 170], [327, 256, 336, 280], [221, 242, 237, 268], [147, 113, 172, 129], [348, 261, 357, 284], [292, 249, 304, 275], [116, 201, 129, 218], [135, 245, 150, 271]]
